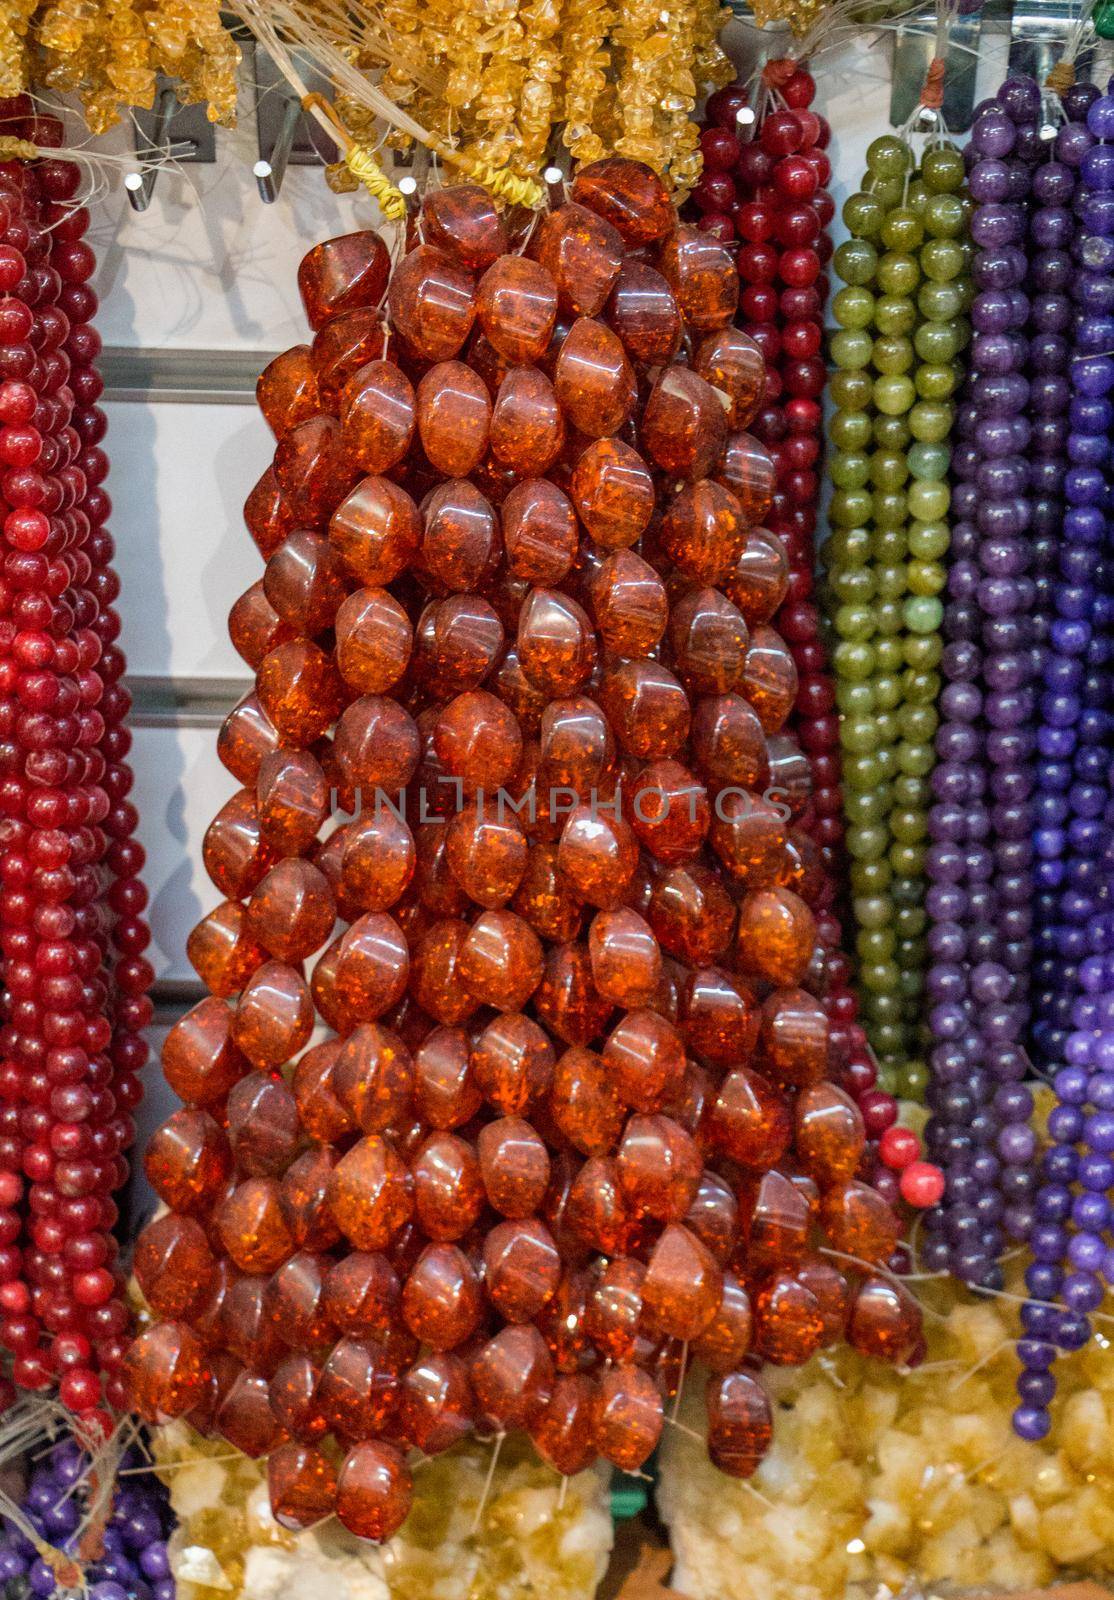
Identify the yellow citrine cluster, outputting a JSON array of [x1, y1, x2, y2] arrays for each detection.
[[0, 0, 239, 133]]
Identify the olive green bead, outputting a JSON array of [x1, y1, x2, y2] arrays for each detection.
[[827, 525, 871, 566], [867, 134, 913, 176], [876, 251, 920, 295], [922, 143, 965, 192], [869, 450, 908, 490], [916, 361, 959, 400], [842, 752, 882, 791], [907, 479, 949, 521], [844, 787, 887, 824], [832, 640, 876, 681], [830, 409, 872, 451], [894, 775, 929, 809], [850, 858, 891, 894], [873, 374, 915, 415], [900, 1061, 929, 1099], [874, 294, 917, 336], [890, 874, 920, 907], [871, 672, 902, 711], [869, 992, 904, 1025], [908, 519, 950, 559], [891, 807, 927, 844], [913, 319, 963, 363], [842, 716, 881, 754], [874, 561, 908, 600], [842, 190, 886, 239], [921, 237, 967, 282], [899, 703, 938, 742], [907, 442, 950, 482], [876, 745, 898, 779], [834, 602, 875, 641], [847, 824, 888, 861], [897, 739, 935, 777], [875, 710, 899, 746], [894, 904, 926, 938], [869, 175, 907, 209], [830, 369, 873, 409], [904, 669, 941, 705], [918, 280, 964, 321], [897, 965, 924, 1002], [834, 238, 878, 286], [874, 600, 905, 636], [833, 285, 876, 329], [904, 633, 943, 669], [830, 329, 874, 370], [829, 487, 873, 528], [880, 206, 924, 251], [861, 960, 901, 994], [908, 399, 953, 441], [829, 451, 871, 491], [875, 637, 904, 671], [903, 595, 944, 634], [871, 526, 908, 561], [831, 565, 876, 604], [859, 928, 896, 960], [908, 557, 947, 596], [872, 333, 914, 375], [891, 841, 926, 877], [872, 414, 912, 451], [924, 191, 966, 238]]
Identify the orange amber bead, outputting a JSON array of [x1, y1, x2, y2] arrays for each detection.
[[256, 640, 345, 749], [709, 1067, 792, 1170], [681, 966, 757, 1067], [435, 684, 523, 790], [402, 1242, 483, 1349], [162, 998, 246, 1106], [409, 919, 480, 1026], [660, 480, 747, 586], [648, 862, 736, 967], [586, 1257, 645, 1361], [530, 1373, 598, 1476], [603, 1008, 685, 1113], [445, 803, 527, 908], [847, 1277, 922, 1365], [416, 359, 492, 478], [187, 900, 265, 999], [690, 692, 770, 793], [134, 1215, 214, 1320], [512, 841, 583, 942], [330, 476, 422, 588], [124, 1322, 210, 1423], [388, 245, 476, 361], [340, 359, 415, 474], [517, 588, 596, 696], [232, 961, 313, 1072], [571, 437, 655, 550], [334, 1023, 414, 1134], [415, 594, 504, 694], [708, 791, 787, 889], [470, 1324, 555, 1431], [247, 859, 335, 964], [534, 202, 623, 317], [257, 749, 328, 857], [292, 1040, 354, 1144], [477, 1114, 551, 1218], [339, 810, 416, 913], [502, 479, 579, 585], [215, 1368, 284, 1459], [607, 260, 682, 365], [489, 366, 565, 476], [335, 694, 421, 794], [535, 941, 613, 1045], [458, 909, 543, 1011], [274, 415, 358, 525], [333, 587, 412, 696], [258, 345, 320, 438], [281, 1148, 342, 1253], [332, 913, 410, 1023], [820, 1180, 901, 1266], [476, 255, 558, 364], [588, 908, 661, 1008], [554, 317, 635, 439], [203, 789, 274, 902], [641, 1222, 722, 1339], [753, 1270, 824, 1365], [724, 527, 791, 626], [472, 1012, 554, 1114], [537, 1269, 591, 1374], [659, 226, 738, 332], [144, 1108, 231, 1214], [322, 1250, 401, 1340], [694, 328, 765, 429], [399, 1352, 474, 1454], [483, 1218, 561, 1321], [600, 660, 690, 761], [319, 1337, 400, 1441], [298, 231, 390, 330], [616, 1113, 701, 1222], [629, 758, 709, 864], [264, 529, 349, 634], [412, 1131, 484, 1241], [735, 887, 816, 986], [704, 1371, 772, 1478], [226, 1070, 300, 1177], [594, 1364, 662, 1470], [741, 624, 799, 734], [589, 550, 668, 658], [795, 1083, 865, 1185], [692, 1273, 753, 1372], [219, 694, 282, 787], [418, 479, 499, 592], [336, 1441, 412, 1542], [570, 158, 673, 246], [268, 1441, 338, 1530], [745, 1169, 810, 1272], [269, 1354, 326, 1443], [670, 588, 749, 696], [548, 1045, 624, 1155], [538, 695, 614, 800], [229, 580, 294, 672], [311, 307, 389, 409], [266, 1251, 333, 1350], [423, 184, 507, 270], [217, 1177, 294, 1274], [245, 466, 297, 559], [760, 987, 828, 1086], [328, 1135, 414, 1251], [718, 432, 777, 525], [413, 1027, 481, 1129], [557, 806, 637, 912], [566, 1155, 631, 1255], [642, 369, 728, 481]]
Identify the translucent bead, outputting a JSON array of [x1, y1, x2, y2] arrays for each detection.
[[335, 694, 421, 794], [422, 184, 507, 270], [292, 1039, 354, 1143], [503, 479, 579, 584], [124, 1322, 210, 1423], [708, 1066, 792, 1169], [227, 1069, 300, 1176], [659, 225, 738, 331], [265, 1251, 333, 1349], [740, 624, 798, 734], [336, 1441, 412, 1542], [203, 789, 275, 901], [795, 1084, 865, 1185], [477, 1114, 551, 1217], [585, 1256, 645, 1361], [669, 588, 749, 696], [570, 158, 674, 246], [603, 1008, 686, 1113], [594, 1364, 662, 1470], [258, 344, 321, 438], [187, 900, 266, 999], [298, 231, 390, 330], [333, 913, 410, 1023], [144, 1108, 231, 1214], [684, 1170, 739, 1264], [571, 437, 655, 550], [328, 1135, 414, 1250], [459, 909, 544, 1011], [681, 966, 757, 1066], [257, 639, 345, 748], [329, 476, 422, 587], [746, 1169, 810, 1271], [589, 550, 668, 657], [760, 988, 828, 1086], [566, 1154, 632, 1254], [269, 1355, 326, 1443], [647, 862, 736, 966], [232, 961, 313, 1072], [322, 1250, 401, 1340], [616, 1113, 701, 1222], [484, 1218, 562, 1321], [412, 1131, 484, 1240], [735, 887, 816, 986], [517, 587, 596, 695], [162, 998, 246, 1106], [534, 201, 623, 316], [418, 478, 499, 592], [708, 791, 787, 889], [268, 1442, 338, 1530], [470, 1012, 553, 1115], [548, 1044, 623, 1155], [264, 529, 349, 634], [399, 1352, 475, 1454], [248, 859, 336, 964], [557, 805, 638, 911], [820, 1180, 901, 1265], [333, 1023, 413, 1135], [414, 593, 504, 695], [402, 1242, 483, 1349], [274, 416, 358, 525], [724, 527, 791, 627], [660, 480, 747, 585], [694, 328, 765, 429], [434, 689, 523, 795], [416, 359, 492, 477], [554, 316, 636, 439], [312, 308, 389, 409], [339, 809, 416, 913], [641, 1222, 722, 1339], [704, 1371, 772, 1478], [599, 660, 690, 760], [257, 749, 329, 857], [534, 941, 613, 1045], [413, 1026, 481, 1129], [409, 919, 480, 1026], [217, 1177, 294, 1274], [134, 1215, 214, 1320], [476, 255, 558, 364], [246, 466, 297, 559], [340, 360, 415, 474], [847, 1276, 923, 1364], [281, 1147, 342, 1252], [530, 1373, 598, 1476], [588, 908, 661, 1007], [753, 1270, 824, 1365], [334, 587, 413, 695], [607, 260, 682, 364], [692, 1273, 753, 1372], [537, 1269, 592, 1374], [388, 245, 476, 361], [469, 1324, 554, 1430], [319, 1336, 400, 1441], [229, 580, 294, 670], [489, 367, 565, 476], [628, 758, 709, 864], [690, 692, 770, 792], [642, 369, 728, 480], [718, 432, 777, 526]]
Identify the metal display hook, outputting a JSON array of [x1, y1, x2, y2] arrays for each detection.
[[126, 79, 217, 212]]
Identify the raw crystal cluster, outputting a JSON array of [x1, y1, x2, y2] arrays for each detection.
[[659, 1271, 1114, 1598], [124, 161, 917, 1540], [153, 1419, 612, 1600]]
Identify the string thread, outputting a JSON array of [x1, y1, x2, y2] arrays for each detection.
[[438, 147, 545, 209], [301, 91, 407, 220], [0, 136, 41, 161]]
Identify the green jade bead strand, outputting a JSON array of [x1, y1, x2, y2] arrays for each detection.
[[821, 134, 972, 1097]]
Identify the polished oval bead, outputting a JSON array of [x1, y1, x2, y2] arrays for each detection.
[[670, 586, 749, 694], [704, 1370, 772, 1478], [594, 1364, 662, 1470], [419, 478, 499, 592], [599, 660, 690, 760], [718, 431, 777, 525], [258, 344, 321, 437], [412, 1131, 484, 1241], [642, 368, 729, 480], [517, 587, 596, 695], [329, 475, 422, 587], [660, 479, 747, 585], [334, 585, 413, 695], [477, 1114, 551, 1217], [694, 327, 766, 428], [416, 359, 492, 477], [489, 366, 565, 475], [606, 260, 682, 364], [256, 639, 345, 748], [589, 549, 668, 657], [534, 201, 624, 316], [570, 158, 673, 245], [571, 438, 656, 550], [554, 316, 635, 438], [502, 479, 579, 584], [402, 1242, 483, 1349], [388, 244, 476, 360], [340, 359, 415, 474], [642, 1222, 723, 1339], [298, 230, 390, 329], [659, 225, 738, 331], [476, 255, 558, 364], [226, 1068, 301, 1176]]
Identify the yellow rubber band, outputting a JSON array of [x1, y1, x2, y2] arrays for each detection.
[[345, 144, 407, 221], [0, 136, 41, 161], [433, 143, 544, 209]]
